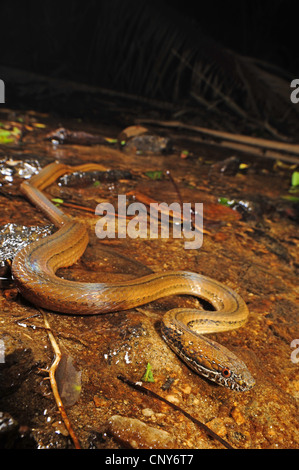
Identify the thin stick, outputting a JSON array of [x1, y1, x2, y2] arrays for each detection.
[[137, 118, 299, 163], [126, 189, 209, 235], [58, 200, 133, 220], [166, 170, 197, 232], [42, 311, 81, 449], [117, 374, 234, 449]]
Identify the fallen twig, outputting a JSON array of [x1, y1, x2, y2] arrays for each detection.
[[137, 119, 299, 164], [41, 311, 81, 449], [57, 200, 133, 220], [126, 189, 209, 235], [166, 170, 198, 233]]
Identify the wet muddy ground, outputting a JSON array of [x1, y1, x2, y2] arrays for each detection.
[[0, 108, 298, 449]]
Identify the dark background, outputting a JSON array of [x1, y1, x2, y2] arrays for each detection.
[[167, 0, 296, 71], [0, 0, 297, 86], [1, 0, 299, 139]]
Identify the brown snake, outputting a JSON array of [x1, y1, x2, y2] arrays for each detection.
[[12, 162, 255, 391]]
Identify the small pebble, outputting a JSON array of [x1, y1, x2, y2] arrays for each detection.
[[231, 405, 246, 425]]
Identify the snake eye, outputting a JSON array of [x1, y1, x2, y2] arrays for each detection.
[[221, 367, 231, 378]]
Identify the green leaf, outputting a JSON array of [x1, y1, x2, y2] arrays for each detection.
[[51, 198, 64, 205], [145, 170, 163, 180], [281, 195, 299, 203], [0, 129, 14, 143], [142, 363, 155, 382], [0, 126, 21, 144], [239, 163, 249, 170], [0, 135, 14, 144], [105, 137, 118, 144], [218, 197, 235, 207], [291, 171, 299, 187]]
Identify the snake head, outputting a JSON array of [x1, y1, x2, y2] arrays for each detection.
[[197, 336, 256, 391], [163, 326, 256, 392], [217, 362, 256, 391]]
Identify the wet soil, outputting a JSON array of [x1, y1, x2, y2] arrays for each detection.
[[0, 108, 298, 449]]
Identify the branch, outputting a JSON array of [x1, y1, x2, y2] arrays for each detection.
[[42, 311, 81, 449]]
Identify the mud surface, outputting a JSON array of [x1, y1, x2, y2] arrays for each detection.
[[0, 109, 298, 449]]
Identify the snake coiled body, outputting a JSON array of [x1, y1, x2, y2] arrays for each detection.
[[12, 162, 255, 391]]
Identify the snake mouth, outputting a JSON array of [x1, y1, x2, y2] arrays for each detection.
[[235, 373, 256, 392]]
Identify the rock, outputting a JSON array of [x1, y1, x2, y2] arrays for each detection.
[[106, 415, 177, 449]]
